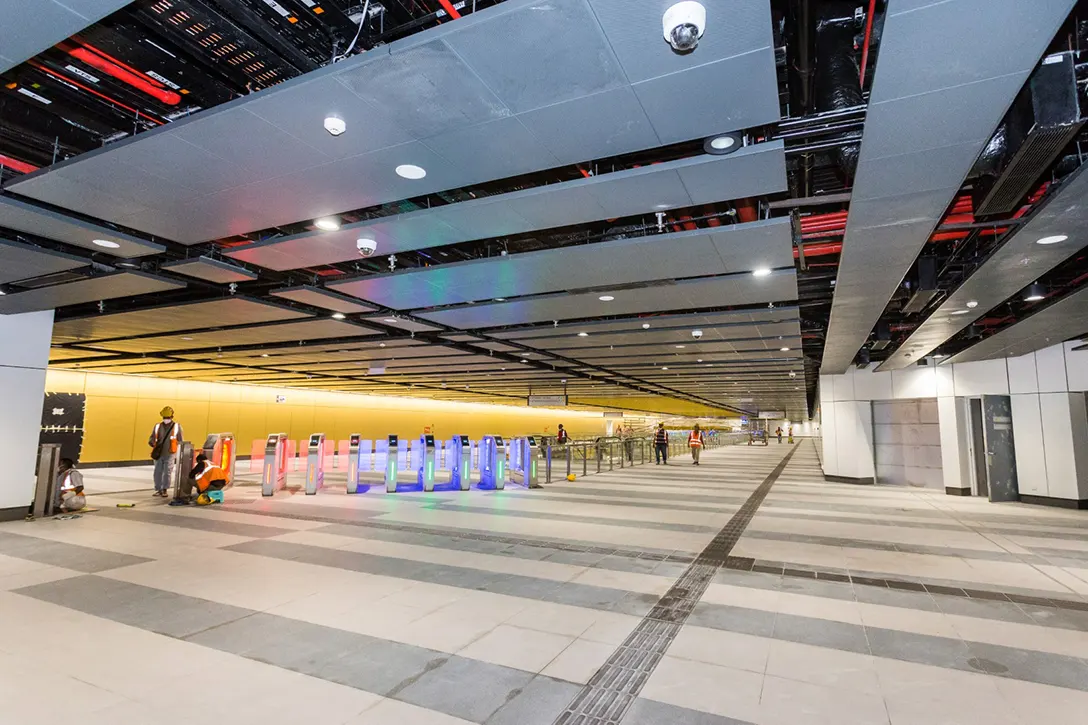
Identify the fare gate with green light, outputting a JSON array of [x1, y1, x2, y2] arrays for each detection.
[[384, 435, 401, 493], [305, 433, 326, 495], [480, 435, 506, 489], [450, 434, 472, 490], [510, 436, 542, 488], [261, 433, 289, 496], [346, 434, 363, 493], [417, 434, 437, 491]]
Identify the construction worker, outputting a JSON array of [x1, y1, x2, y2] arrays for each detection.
[[55, 458, 86, 512], [653, 423, 669, 465], [788, 425, 795, 444], [556, 424, 569, 444], [171, 453, 227, 506], [688, 424, 704, 465], [776, 426, 783, 444], [149, 406, 183, 498]]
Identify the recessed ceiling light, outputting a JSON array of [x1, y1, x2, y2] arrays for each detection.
[[1024, 282, 1046, 302], [950, 310, 971, 316], [966, 300, 979, 309], [383, 318, 397, 324], [1036, 235, 1068, 245], [395, 164, 426, 180], [314, 217, 340, 231], [642, 323, 651, 329], [261, 353, 270, 358], [931, 354, 947, 359], [331, 312, 346, 320], [92, 239, 120, 249], [521, 359, 529, 363], [662, 367, 669, 371], [577, 332, 589, 337], [181, 336, 193, 341], [752, 268, 772, 278], [704, 131, 742, 155], [697, 359, 703, 363], [494, 298, 506, 302], [379, 342, 386, 348], [324, 116, 346, 136], [780, 347, 790, 352], [598, 295, 615, 302]]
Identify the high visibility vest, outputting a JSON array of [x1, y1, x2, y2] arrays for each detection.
[[688, 432, 703, 447], [194, 462, 227, 492]]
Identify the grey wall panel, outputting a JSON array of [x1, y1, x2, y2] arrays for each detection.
[[0, 1, 131, 72], [418, 270, 798, 329], [0, 272, 184, 315], [0, 196, 163, 258], [226, 142, 786, 271], [0, 239, 87, 285], [329, 219, 792, 310], [948, 287, 1088, 364], [820, 0, 1076, 373], [160, 258, 258, 284], [7, 0, 777, 246]]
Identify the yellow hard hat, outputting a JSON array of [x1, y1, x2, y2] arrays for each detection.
[[566, 474, 576, 482], [160, 406, 175, 418]]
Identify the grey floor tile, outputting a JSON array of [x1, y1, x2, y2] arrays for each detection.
[[595, 555, 659, 575], [396, 655, 535, 723], [500, 544, 559, 561], [777, 576, 857, 602], [854, 585, 939, 611], [934, 595, 1036, 624], [965, 641, 1088, 691], [866, 626, 972, 670], [544, 550, 608, 567], [1017, 603, 1088, 632], [712, 569, 782, 591], [320, 641, 449, 696], [610, 591, 659, 618], [772, 612, 871, 654], [622, 697, 754, 724], [547, 582, 629, 611], [651, 561, 691, 579], [686, 602, 776, 638], [480, 574, 564, 602], [485, 675, 582, 725], [0, 531, 150, 572], [99, 508, 292, 538]]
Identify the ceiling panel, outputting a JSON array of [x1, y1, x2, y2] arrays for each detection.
[[879, 165, 1088, 370], [418, 270, 798, 329], [6, 0, 778, 245], [270, 286, 378, 314], [160, 257, 258, 284], [0, 238, 87, 285], [0, 272, 184, 315], [490, 307, 801, 340], [361, 315, 446, 333], [0, 0, 131, 72], [0, 195, 163, 258], [52, 298, 309, 344], [330, 219, 792, 310], [225, 142, 786, 271], [948, 286, 1088, 364], [820, 0, 1076, 373], [86, 318, 381, 353]]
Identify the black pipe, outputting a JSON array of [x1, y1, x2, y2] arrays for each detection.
[[813, 3, 863, 178]]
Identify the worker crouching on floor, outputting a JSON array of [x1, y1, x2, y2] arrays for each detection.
[[170, 454, 227, 506], [688, 425, 704, 465], [56, 458, 86, 512]]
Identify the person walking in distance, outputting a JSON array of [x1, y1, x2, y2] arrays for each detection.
[[556, 424, 568, 444], [653, 423, 669, 465], [149, 406, 183, 497], [688, 424, 705, 465], [776, 426, 783, 444]]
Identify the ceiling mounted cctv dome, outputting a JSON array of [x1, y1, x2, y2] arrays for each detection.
[[663, 2, 706, 53]]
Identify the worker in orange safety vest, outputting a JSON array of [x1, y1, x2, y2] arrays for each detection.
[[688, 424, 705, 466]]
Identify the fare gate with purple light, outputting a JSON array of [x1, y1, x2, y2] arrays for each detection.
[[384, 435, 401, 493], [261, 433, 289, 496], [479, 435, 506, 490], [305, 433, 326, 495], [416, 434, 437, 491], [346, 434, 363, 493], [450, 434, 472, 490]]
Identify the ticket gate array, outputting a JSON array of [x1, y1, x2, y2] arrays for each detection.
[[305, 433, 326, 495], [509, 436, 542, 489], [201, 433, 237, 485], [479, 435, 507, 490], [450, 434, 472, 490], [262, 433, 289, 496], [417, 434, 437, 492]]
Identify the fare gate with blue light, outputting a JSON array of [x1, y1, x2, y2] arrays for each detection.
[[261, 433, 289, 496], [346, 434, 363, 493], [384, 435, 402, 493], [510, 436, 542, 488], [479, 435, 506, 490], [305, 433, 326, 495], [450, 434, 472, 490], [417, 434, 437, 491]]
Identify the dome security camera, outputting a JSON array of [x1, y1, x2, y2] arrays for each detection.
[[789, 371, 797, 379], [663, 2, 706, 53], [356, 237, 377, 257], [691, 329, 704, 339]]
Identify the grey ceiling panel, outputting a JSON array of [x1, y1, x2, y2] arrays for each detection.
[[7, 0, 777, 246], [226, 142, 786, 271], [331, 218, 792, 310], [0, 196, 163, 258], [820, 0, 1075, 373], [161, 257, 258, 284], [491, 307, 800, 340], [0, 239, 87, 285], [879, 165, 1088, 370], [0, 272, 184, 316], [52, 298, 309, 343], [270, 286, 377, 314], [361, 315, 445, 333], [418, 270, 798, 329], [948, 287, 1088, 364], [0, 1, 131, 72], [88, 319, 379, 354]]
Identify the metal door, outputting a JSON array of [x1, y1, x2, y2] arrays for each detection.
[[968, 398, 988, 497], [982, 395, 1018, 502]]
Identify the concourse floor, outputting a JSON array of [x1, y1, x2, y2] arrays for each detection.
[[2, 440, 1088, 724]]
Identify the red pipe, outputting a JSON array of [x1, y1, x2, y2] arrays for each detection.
[[69, 47, 181, 105], [0, 154, 38, 174], [794, 242, 842, 258], [736, 199, 758, 223], [679, 215, 697, 231], [436, 0, 462, 19], [858, 0, 877, 86], [29, 61, 164, 125]]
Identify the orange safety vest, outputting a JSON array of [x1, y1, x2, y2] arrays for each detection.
[[195, 463, 227, 492], [688, 431, 703, 447]]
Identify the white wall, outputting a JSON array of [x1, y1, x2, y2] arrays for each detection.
[[819, 343, 1088, 502], [0, 311, 53, 513]]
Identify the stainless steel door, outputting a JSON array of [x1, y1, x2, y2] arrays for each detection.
[[982, 395, 1018, 502], [968, 398, 988, 498]]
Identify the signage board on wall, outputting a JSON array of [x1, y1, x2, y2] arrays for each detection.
[[758, 411, 785, 419], [603, 412, 624, 418], [528, 395, 567, 407], [275, 395, 287, 404]]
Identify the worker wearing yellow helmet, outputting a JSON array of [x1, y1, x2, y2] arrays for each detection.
[[148, 406, 183, 498]]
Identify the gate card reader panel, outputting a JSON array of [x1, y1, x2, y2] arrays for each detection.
[[480, 435, 506, 490], [202, 433, 237, 484], [451, 435, 472, 490], [417, 434, 437, 492], [305, 433, 326, 495], [347, 434, 362, 493], [385, 435, 400, 493], [262, 433, 289, 496]]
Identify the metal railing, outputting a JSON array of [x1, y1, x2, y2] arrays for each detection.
[[542, 431, 748, 483]]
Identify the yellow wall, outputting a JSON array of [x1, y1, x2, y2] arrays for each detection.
[[570, 396, 734, 418], [47, 369, 609, 463]]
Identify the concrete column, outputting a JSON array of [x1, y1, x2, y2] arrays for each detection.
[[0, 310, 53, 519], [938, 396, 971, 494]]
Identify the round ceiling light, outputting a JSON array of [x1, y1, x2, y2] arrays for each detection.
[[395, 164, 427, 180], [1024, 282, 1046, 302], [92, 239, 121, 249], [331, 312, 346, 320], [697, 358, 703, 363], [1036, 235, 1068, 245], [324, 116, 346, 136], [598, 295, 615, 301], [780, 347, 791, 352], [675, 345, 685, 349], [642, 323, 651, 329], [661, 367, 669, 371], [384, 318, 397, 323], [950, 310, 971, 316], [704, 131, 742, 155], [752, 267, 772, 278], [314, 217, 341, 231], [577, 332, 589, 337], [966, 300, 979, 309]]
